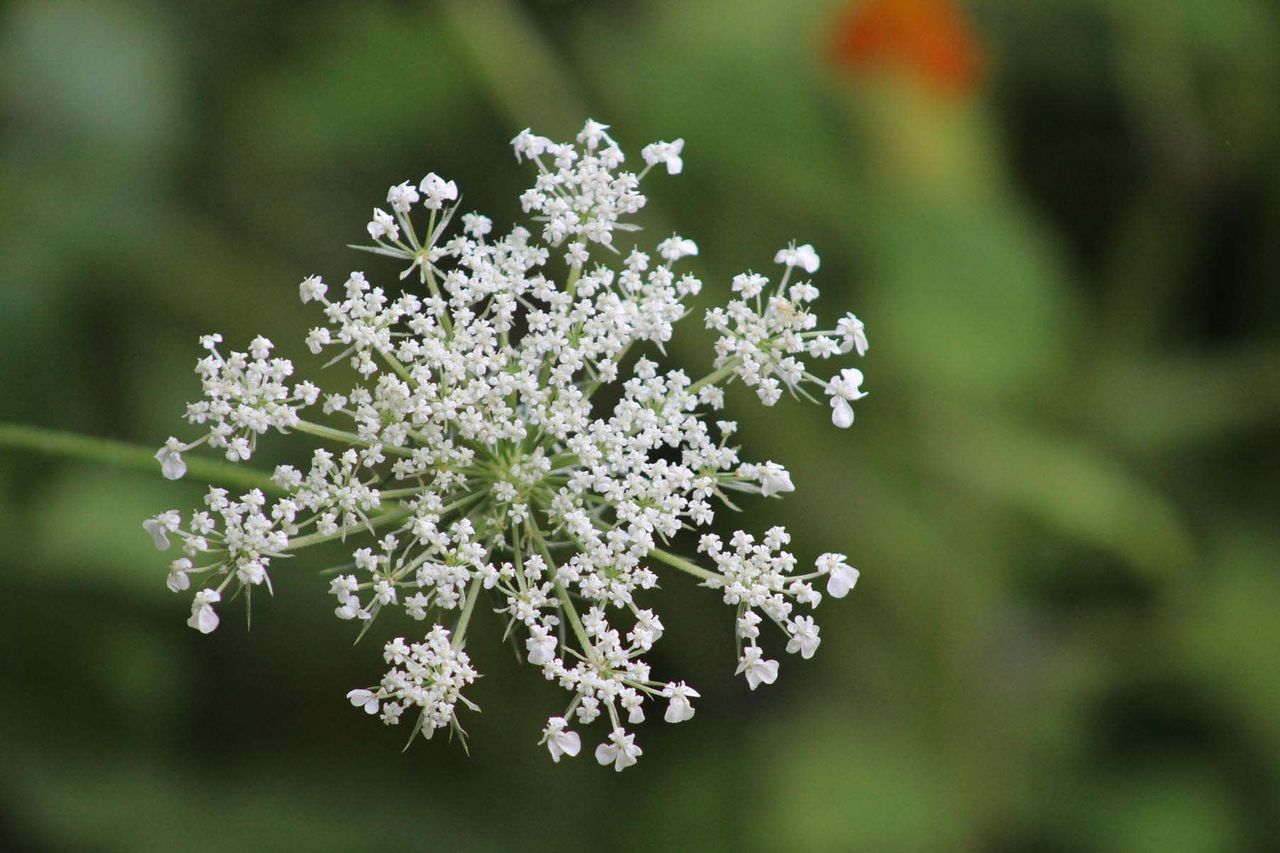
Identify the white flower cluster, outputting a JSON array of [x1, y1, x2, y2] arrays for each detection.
[[146, 120, 869, 768], [144, 487, 295, 632], [156, 335, 318, 474], [706, 255, 868, 421], [347, 627, 479, 740]]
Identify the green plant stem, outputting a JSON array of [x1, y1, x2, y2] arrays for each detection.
[[0, 423, 282, 493], [452, 575, 485, 650], [293, 420, 414, 457], [380, 351, 417, 385], [286, 506, 412, 550], [687, 362, 738, 396], [552, 576, 591, 651], [647, 546, 720, 582], [526, 522, 591, 650]]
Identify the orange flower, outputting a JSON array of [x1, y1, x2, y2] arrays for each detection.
[[828, 0, 985, 97]]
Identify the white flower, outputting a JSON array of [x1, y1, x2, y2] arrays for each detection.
[[731, 272, 767, 298], [817, 553, 860, 598], [143, 510, 181, 550], [736, 646, 779, 690], [150, 119, 871, 766], [658, 235, 698, 262], [540, 716, 582, 762], [510, 128, 553, 162], [785, 615, 821, 659], [187, 589, 221, 634], [825, 367, 867, 429], [774, 242, 820, 274], [594, 728, 642, 771], [347, 688, 380, 715], [662, 682, 700, 723], [237, 558, 267, 586], [525, 626, 557, 666], [577, 119, 614, 151], [167, 558, 192, 593], [386, 181, 419, 214], [371, 628, 477, 736], [461, 212, 492, 238], [418, 172, 458, 209], [367, 208, 399, 242], [757, 461, 795, 497], [155, 437, 186, 480], [837, 313, 869, 357], [641, 138, 684, 175], [299, 275, 327, 303], [630, 609, 664, 649], [621, 689, 646, 724]]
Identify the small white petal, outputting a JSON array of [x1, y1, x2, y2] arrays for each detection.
[[189, 604, 219, 634], [831, 397, 854, 429], [796, 244, 820, 273], [827, 565, 861, 598], [156, 439, 187, 480], [166, 567, 191, 593], [557, 731, 581, 759], [143, 520, 170, 551]]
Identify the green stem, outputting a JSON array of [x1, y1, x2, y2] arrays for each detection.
[[553, 577, 591, 651], [286, 506, 412, 550], [647, 546, 720, 582], [452, 575, 485, 650], [380, 351, 417, 385], [0, 423, 282, 494], [378, 486, 428, 499], [293, 420, 414, 458], [526, 522, 591, 650], [687, 362, 739, 396], [511, 521, 528, 594]]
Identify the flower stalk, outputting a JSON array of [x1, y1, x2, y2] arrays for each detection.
[[0, 423, 281, 493]]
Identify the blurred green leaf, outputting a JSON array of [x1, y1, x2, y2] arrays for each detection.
[[923, 408, 1195, 577], [2, 0, 186, 154], [29, 467, 201, 594]]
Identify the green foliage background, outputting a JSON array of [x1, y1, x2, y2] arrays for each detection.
[[2, 1, 1278, 850]]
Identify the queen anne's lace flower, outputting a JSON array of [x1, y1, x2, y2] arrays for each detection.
[[595, 727, 643, 771], [641, 139, 685, 175], [145, 121, 869, 768], [540, 716, 582, 762]]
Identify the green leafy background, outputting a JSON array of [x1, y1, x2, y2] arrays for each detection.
[[2, 1, 1277, 850]]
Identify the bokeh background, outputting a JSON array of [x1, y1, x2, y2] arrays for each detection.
[[3, 0, 1279, 850]]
